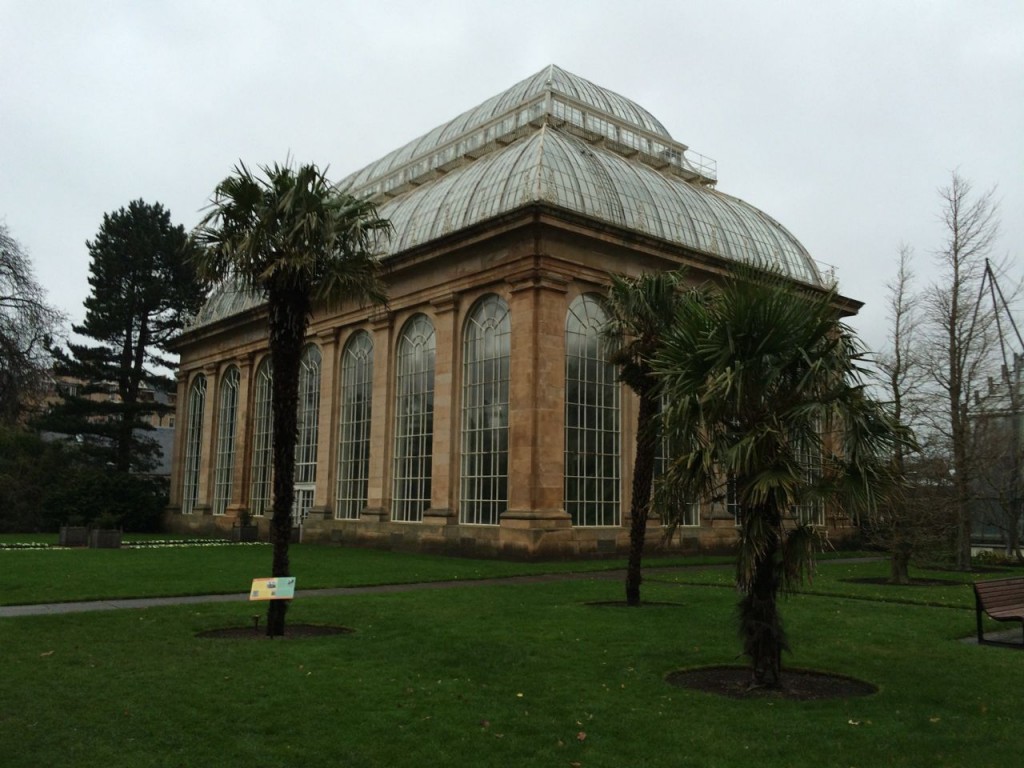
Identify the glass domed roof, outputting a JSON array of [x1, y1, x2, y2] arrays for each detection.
[[190, 66, 823, 329]]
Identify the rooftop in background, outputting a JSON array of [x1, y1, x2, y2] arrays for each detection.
[[190, 65, 826, 330]]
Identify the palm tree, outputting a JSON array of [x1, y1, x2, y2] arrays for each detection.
[[603, 269, 687, 606], [654, 269, 907, 687], [193, 161, 391, 636]]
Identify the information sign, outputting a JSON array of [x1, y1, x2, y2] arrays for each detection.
[[249, 576, 296, 601]]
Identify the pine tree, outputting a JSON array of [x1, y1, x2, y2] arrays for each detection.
[[44, 200, 205, 472]]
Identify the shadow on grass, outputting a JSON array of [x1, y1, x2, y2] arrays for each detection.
[[196, 624, 353, 639], [666, 665, 878, 701], [584, 600, 686, 607]]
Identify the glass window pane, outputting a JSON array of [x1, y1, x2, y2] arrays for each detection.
[[564, 294, 620, 526], [212, 367, 240, 516], [336, 332, 374, 520], [460, 295, 510, 525], [181, 374, 206, 515], [249, 359, 273, 516], [393, 315, 435, 522]]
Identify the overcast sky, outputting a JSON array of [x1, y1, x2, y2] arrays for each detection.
[[2, 0, 1021, 356]]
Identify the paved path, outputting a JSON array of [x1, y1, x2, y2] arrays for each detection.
[[0, 569, 634, 618], [0, 558, 894, 619]]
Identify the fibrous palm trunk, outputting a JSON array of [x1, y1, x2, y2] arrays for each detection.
[[625, 390, 659, 606], [265, 290, 307, 637], [890, 532, 912, 585], [739, 505, 785, 688]]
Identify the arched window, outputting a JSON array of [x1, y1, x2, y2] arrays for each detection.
[[293, 344, 322, 524], [565, 294, 620, 526], [336, 331, 374, 520], [249, 358, 273, 516], [393, 314, 435, 522], [181, 374, 206, 515], [212, 366, 240, 516], [460, 295, 510, 525]]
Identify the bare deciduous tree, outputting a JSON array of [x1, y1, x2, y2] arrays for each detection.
[[0, 223, 63, 424], [920, 171, 1003, 570], [873, 245, 927, 582]]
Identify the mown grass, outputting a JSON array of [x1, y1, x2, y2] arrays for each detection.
[[648, 557, 993, 610], [0, 535, 734, 606], [3, 566, 1022, 768]]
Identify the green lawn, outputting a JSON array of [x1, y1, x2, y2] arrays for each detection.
[[0, 535, 732, 606], [3, 545, 1022, 767]]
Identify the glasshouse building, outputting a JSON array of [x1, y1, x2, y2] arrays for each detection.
[[166, 65, 860, 556]]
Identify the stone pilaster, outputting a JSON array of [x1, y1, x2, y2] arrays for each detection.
[[364, 313, 393, 522], [501, 272, 572, 534], [168, 370, 189, 509], [229, 356, 254, 519], [312, 330, 339, 519], [196, 365, 219, 510], [424, 293, 458, 525]]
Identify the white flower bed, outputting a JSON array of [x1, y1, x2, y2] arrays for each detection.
[[0, 539, 269, 551]]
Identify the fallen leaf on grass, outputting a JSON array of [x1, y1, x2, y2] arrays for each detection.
[[39, 651, 54, 657]]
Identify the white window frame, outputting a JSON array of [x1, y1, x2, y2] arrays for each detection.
[[181, 374, 206, 515], [564, 294, 620, 527], [392, 315, 435, 523], [249, 359, 273, 517], [212, 367, 240, 516], [460, 295, 510, 526], [336, 331, 374, 520]]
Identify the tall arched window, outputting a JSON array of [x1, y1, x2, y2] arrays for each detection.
[[393, 314, 435, 522], [336, 331, 373, 520], [460, 295, 510, 525], [293, 344, 322, 524], [181, 374, 207, 515], [565, 294, 620, 526], [249, 358, 273, 516], [212, 366, 240, 516]]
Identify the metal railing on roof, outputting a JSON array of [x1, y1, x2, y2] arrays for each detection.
[[352, 92, 717, 203]]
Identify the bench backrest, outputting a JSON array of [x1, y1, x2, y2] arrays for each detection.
[[974, 578, 1024, 611]]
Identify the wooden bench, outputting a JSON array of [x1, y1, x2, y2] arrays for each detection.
[[973, 577, 1024, 644]]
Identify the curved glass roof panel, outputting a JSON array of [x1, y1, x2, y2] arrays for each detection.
[[368, 126, 819, 283], [190, 278, 263, 327]]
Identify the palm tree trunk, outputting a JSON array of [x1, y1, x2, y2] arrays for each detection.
[[739, 504, 785, 688], [889, 531, 912, 585], [625, 391, 659, 606], [265, 292, 307, 636]]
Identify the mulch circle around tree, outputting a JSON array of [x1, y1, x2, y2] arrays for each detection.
[[666, 666, 878, 701], [197, 624, 353, 640], [842, 577, 963, 587]]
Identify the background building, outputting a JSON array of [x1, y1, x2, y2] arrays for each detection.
[[166, 65, 860, 556], [970, 354, 1024, 555]]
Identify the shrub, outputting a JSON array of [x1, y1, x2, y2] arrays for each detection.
[[0, 426, 167, 533]]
